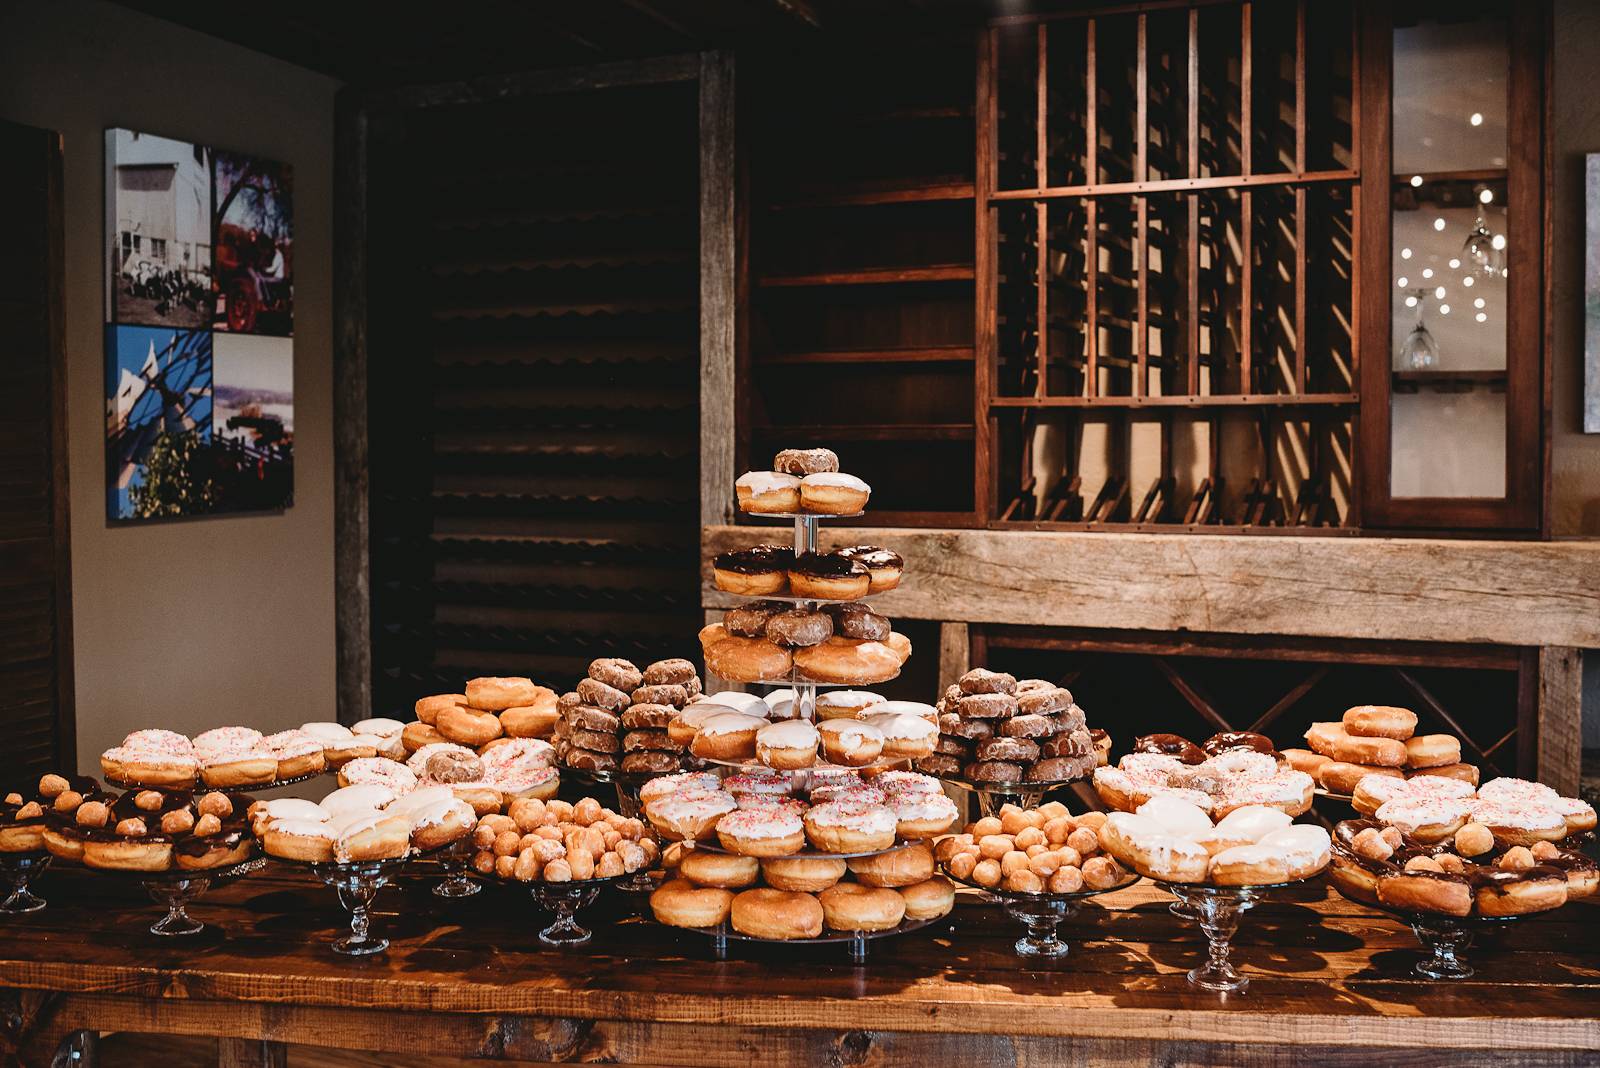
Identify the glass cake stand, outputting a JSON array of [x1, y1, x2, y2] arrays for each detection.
[[524, 872, 628, 947], [565, 766, 670, 893], [1157, 880, 1298, 993], [96, 855, 266, 936], [1369, 900, 1530, 980], [0, 852, 51, 914], [945, 868, 1140, 958], [682, 913, 944, 963], [936, 775, 1089, 819]]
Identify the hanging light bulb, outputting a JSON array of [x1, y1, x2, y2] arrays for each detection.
[[1461, 215, 1504, 277]]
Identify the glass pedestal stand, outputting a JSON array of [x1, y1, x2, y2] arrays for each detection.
[[106, 856, 266, 936], [431, 838, 480, 899], [0, 853, 50, 914], [946, 871, 1141, 958], [528, 878, 621, 946], [308, 856, 408, 956], [1373, 904, 1526, 980], [690, 915, 942, 963], [1161, 881, 1290, 993]]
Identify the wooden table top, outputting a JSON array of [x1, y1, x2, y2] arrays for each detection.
[[0, 862, 1595, 1055]]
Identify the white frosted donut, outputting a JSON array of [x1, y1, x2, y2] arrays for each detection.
[[321, 783, 397, 815], [1118, 753, 1185, 786], [692, 691, 771, 717], [1477, 777, 1560, 805], [339, 757, 417, 794], [1135, 794, 1213, 838], [639, 771, 723, 804]]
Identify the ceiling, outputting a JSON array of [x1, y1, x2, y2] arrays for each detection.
[[109, 0, 1019, 87]]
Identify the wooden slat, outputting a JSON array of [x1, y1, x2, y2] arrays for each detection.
[[371, 53, 700, 111], [937, 620, 971, 693], [990, 393, 1356, 409], [1536, 646, 1583, 795], [701, 525, 1600, 648], [1085, 16, 1099, 398], [987, 167, 1357, 201], [334, 89, 371, 725], [976, 29, 998, 522], [699, 50, 737, 529]]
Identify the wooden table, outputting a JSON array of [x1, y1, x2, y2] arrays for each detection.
[[0, 862, 1595, 1067]]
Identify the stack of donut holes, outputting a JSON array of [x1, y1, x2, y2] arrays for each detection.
[[1092, 732, 1315, 819], [41, 780, 254, 872], [915, 669, 1100, 785], [646, 771, 956, 939], [711, 544, 902, 600], [936, 802, 1134, 895], [698, 614, 910, 686], [469, 795, 658, 884], [555, 657, 706, 776], [1287, 704, 1477, 797], [734, 448, 873, 516], [1330, 818, 1597, 918]]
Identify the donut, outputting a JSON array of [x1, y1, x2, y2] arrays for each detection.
[[832, 546, 903, 593], [815, 690, 884, 720], [1039, 729, 1094, 758], [861, 713, 936, 760], [1403, 734, 1461, 769], [402, 721, 447, 754], [704, 637, 793, 684], [501, 692, 561, 739], [1132, 733, 1204, 764], [1376, 869, 1473, 917], [436, 705, 504, 747], [712, 545, 795, 596], [787, 552, 869, 600], [264, 819, 337, 862], [753, 855, 842, 893], [629, 684, 688, 710], [826, 603, 891, 641], [966, 760, 1024, 784], [338, 757, 418, 794], [803, 801, 897, 853], [651, 878, 735, 928], [1476, 777, 1560, 805], [1342, 705, 1418, 740], [816, 719, 885, 767], [736, 471, 801, 513], [1469, 799, 1568, 847], [562, 748, 616, 774], [976, 737, 1038, 764], [690, 712, 764, 761], [846, 842, 934, 887], [350, 719, 407, 761], [332, 812, 412, 863], [793, 639, 901, 685], [399, 795, 478, 851], [1028, 756, 1096, 782], [1553, 795, 1597, 835], [1475, 867, 1569, 917], [585, 657, 642, 693], [898, 876, 956, 920], [885, 632, 912, 663], [464, 677, 544, 712], [724, 601, 785, 639], [1374, 797, 1473, 843], [638, 771, 722, 805], [645, 788, 736, 842], [1016, 687, 1074, 717], [1303, 722, 1406, 767], [755, 720, 819, 770], [1098, 813, 1210, 882], [1201, 731, 1276, 757], [1280, 747, 1329, 777], [730, 887, 824, 939], [677, 849, 761, 888], [621, 704, 678, 731], [757, 609, 829, 650], [1349, 770, 1417, 813], [959, 669, 1017, 695], [415, 694, 467, 724], [818, 882, 905, 932], [941, 715, 992, 741], [642, 658, 698, 687], [575, 677, 630, 713], [299, 722, 376, 766], [958, 692, 1017, 719], [666, 705, 729, 749], [1319, 761, 1402, 796], [1208, 844, 1292, 886], [1410, 762, 1479, 786], [799, 472, 870, 514], [772, 447, 838, 475], [621, 728, 675, 753], [691, 690, 772, 717], [715, 807, 805, 856]]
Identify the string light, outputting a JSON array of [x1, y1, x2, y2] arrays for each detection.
[[1470, 112, 1484, 126], [1439, 304, 1451, 315], [1401, 247, 1413, 259], [1433, 218, 1447, 231], [1474, 297, 1486, 309], [1448, 258, 1461, 269], [1434, 286, 1446, 299], [1475, 312, 1487, 322], [1405, 295, 1419, 308], [1463, 276, 1475, 287], [1422, 268, 1434, 279], [1410, 175, 1423, 187], [1397, 276, 1409, 288], [1479, 188, 1494, 204], [1491, 234, 1507, 250]]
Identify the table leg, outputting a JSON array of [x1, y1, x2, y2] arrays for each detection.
[[217, 1038, 286, 1068]]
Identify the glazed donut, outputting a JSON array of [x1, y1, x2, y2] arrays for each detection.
[[816, 719, 885, 767], [645, 788, 736, 842], [715, 807, 805, 856], [794, 639, 901, 685], [755, 720, 819, 770], [826, 603, 891, 641], [575, 677, 629, 713], [976, 736, 1038, 764], [966, 760, 1023, 784], [402, 721, 447, 754], [705, 637, 793, 684], [897, 876, 956, 920], [799, 472, 870, 515], [415, 693, 467, 724], [772, 447, 838, 476], [787, 552, 869, 600], [764, 609, 833, 649], [1411, 762, 1479, 786], [690, 712, 764, 761], [846, 842, 934, 887], [435, 705, 504, 748], [587, 657, 643, 693], [1039, 729, 1094, 758], [957, 692, 1017, 719], [1319, 761, 1403, 797], [959, 669, 1017, 696], [651, 878, 735, 928], [621, 728, 675, 752], [643, 658, 698, 687], [1132, 733, 1206, 765], [630, 683, 688, 708], [1029, 756, 1096, 782], [730, 887, 825, 939], [1341, 705, 1418, 740], [1374, 797, 1473, 843], [760, 855, 846, 892], [1376, 868, 1473, 916], [804, 801, 898, 853], [1281, 747, 1330, 777], [712, 545, 794, 595], [622, 704, 678, 730], [818, 881, 905, 932], [1404, 734, 1461, 769], [1476, 777, 1560, 805], [616, 751, 675, 774], [833, 546, 903, 593], [1303, 722, 1406, 767], [883, 631, 912, 663], [736, 470, 801, 513], [464, 677, 543, 712], [676, 849, 760, 888], [501, 693, 560, 739]]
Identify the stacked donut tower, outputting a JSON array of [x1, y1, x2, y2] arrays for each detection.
[[693, 448, 918, 776], [1286, 705, 1477, 797]]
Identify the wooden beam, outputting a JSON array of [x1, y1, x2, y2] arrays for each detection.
[[370, 53, 699, 111], [333, 87, 371, 725], [1536, 646, 1583, 795], [699, 51, 737, 529], [770, 0, 822, 29], [701, 526, 1600, 649], [938, 622, 971, 693]]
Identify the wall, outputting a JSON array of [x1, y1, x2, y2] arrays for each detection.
[[0, 0, 340, 772]]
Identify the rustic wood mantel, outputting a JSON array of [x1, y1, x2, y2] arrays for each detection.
[[0, 866, 1595, 1066]]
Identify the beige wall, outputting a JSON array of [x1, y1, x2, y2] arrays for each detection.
[[0, 0, 340, 773]]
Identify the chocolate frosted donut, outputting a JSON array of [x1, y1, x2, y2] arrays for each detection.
[[976, 737, 1040, 763], [772, 448, 839, 476], [790, 552, 864, 579], [942, 716, 994, 741], [571, 729, 621, 754], [934, 735, 972, 756], [965, 760, 1024, 784], [916, 754, 964, 777], [566, 705, 621, 733], [1203, 731, 1276, 757], [632, 683, 689, 708], [643, 658, 698, 686], [958, 693, 1017, 719], [1016, 687, 1073, 716], [623, 729, 679, 753], [576, 677, 630, 712], [622, 751, 680, 774], [1052, 705, 1088, 733], [588, 658, 643, 693], [826, 603, 891, 642], [765, 609, 833, 648], [725, 602, 786, 639], [713, 545, 796, 574], [834, 545, 903, 570], [1000, 714, 1055, 739], [1134, 733, 1207, 765], [959, 669, 1017, 696], [557, 691, 583, 716], [565, 748, 617, 773], [622, 704, 678, 730]]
